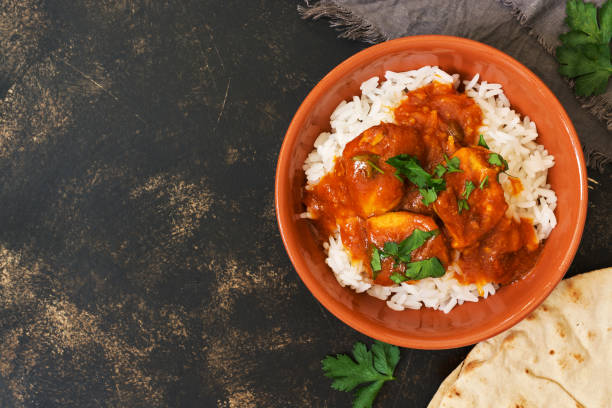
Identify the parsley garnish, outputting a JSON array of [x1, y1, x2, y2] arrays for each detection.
[[479, 175, 489, 190], [371, 229, 443, 282], [405, 258, 445, 280], [370, 246, 382, 278], [477, 134, 490, 149], [397, 229, 440, 261], [463, 180, 476, 200], [444, 154, 462, 173], [383, 242, 398, 258], [488, 153, 508, 170], [390, 258, 445, 282], [389, 272, 406, 284], [556, 0, 612, 96], [434, 164, 447, 178], [418, 188, 438, 206], [322, 341, 400, 408], [458, 198, 470, 213], [386, 155, 446, 206]]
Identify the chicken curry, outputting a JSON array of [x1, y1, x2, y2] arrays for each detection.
[[304, 82, 540, 288]]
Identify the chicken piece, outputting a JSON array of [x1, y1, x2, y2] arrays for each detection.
[[365, 212, 450, 285], [457, 217, 541, 285], [433, 146, 507, 249], [340, 123, 425, 218]]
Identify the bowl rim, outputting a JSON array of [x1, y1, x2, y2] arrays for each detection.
[[275, 35, 588, 349]]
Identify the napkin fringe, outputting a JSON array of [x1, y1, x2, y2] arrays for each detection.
[[298, 1, 387, 44]]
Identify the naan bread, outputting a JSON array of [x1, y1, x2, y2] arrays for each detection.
[[428, 268, 612, 408]]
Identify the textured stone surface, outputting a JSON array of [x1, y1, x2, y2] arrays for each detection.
[[0, 0, 609, 407]]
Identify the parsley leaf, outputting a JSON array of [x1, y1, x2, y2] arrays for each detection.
[[479, 175, 489, 190], [398, 229, 439, 260], [390, 258, 445, 282], [322, 341, 399, 408], [370, 246, 382, 278], [458, 198, 470, 213], [386, 155, 446, 205], [434, 163, 447, 178], [382, 242, 398, 258], [371, 341, 401, 376], [374, 229, 440, 278], [556, 0, 612, 96], [477, 134, 490, 149], [404, 258, 445, 280], [390, 272, 406, 284], [419, 187, 438, 206], [386, 155, 431, 188], [444, 154, 463, 173], [488, 153, 508, 170], [463, 180, 476, 200]]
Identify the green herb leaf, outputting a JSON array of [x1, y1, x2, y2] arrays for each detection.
[[566, 0, 605, 42], [444, 154, 463, 173], [322, 341, 399, 408], [353, 380, 385, 408], [371, 341, 401, 377], [398, 229, 440, 260], [382, 242, 398, 258], [463, 180, 476, 200], [370, 246, 381, 278], [390, 273, 406, 284], [386, 155, 446, 206], [479, 175, 489, 190], [457, 198, 470, 213], [477, 134, 490, 149], [419, 187, 438, 206], [556, 0, 612, 96], [367, 160, 385, 174], [404, 257, 446, 280], [386, 155, 431, 188], [488, 153, 508, 170], [434, 164, 447, 178]]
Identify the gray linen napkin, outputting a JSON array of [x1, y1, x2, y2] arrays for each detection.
[[299, 0, 611, 170]]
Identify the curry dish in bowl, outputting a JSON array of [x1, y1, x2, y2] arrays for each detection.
[[301, 67, 554, 313], [275, 36, 587, 348]]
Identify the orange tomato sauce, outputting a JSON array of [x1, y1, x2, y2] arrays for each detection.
[[304, 82, 541, 287]]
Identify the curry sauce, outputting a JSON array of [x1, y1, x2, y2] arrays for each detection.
[[304, 82, 541, 287]]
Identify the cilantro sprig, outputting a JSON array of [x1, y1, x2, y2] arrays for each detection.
[[444, 154, 462, 173], [322, 341, 400, 408], [371, 229, 444, 283], [488, 153, 508, 170], [556, 0, 612, 96], [386, 155, 449, 206], [390, 258, 445, 283]]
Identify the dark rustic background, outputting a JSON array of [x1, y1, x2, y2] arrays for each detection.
[[0, 1, 609, 407]]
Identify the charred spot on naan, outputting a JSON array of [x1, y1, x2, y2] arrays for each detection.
[[462, 359, 483, 374]]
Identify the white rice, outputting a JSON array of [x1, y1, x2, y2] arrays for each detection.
[[303, 66, 557, 313]]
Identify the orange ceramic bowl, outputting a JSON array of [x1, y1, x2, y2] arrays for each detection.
[[275, 36, 587, 349]]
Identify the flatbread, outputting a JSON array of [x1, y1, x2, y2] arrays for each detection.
[[428, 268, 612, 408]]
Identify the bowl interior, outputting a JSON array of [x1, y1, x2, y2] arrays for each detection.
[[276, 36, 587, 349]]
